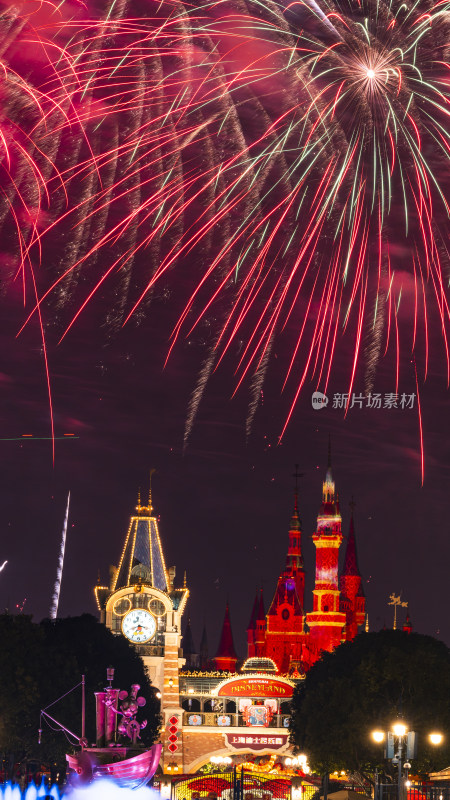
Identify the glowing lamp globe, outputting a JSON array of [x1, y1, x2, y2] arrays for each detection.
[[393, 723, 407, 737], [372, 730, 385, 743], [429, 733, 443, 745]]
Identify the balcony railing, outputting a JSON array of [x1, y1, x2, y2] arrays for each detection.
[[182, 712, 290, 729]]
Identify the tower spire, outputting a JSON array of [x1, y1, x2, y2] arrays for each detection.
[[342, 499, 361, 577], [339, 500, 366, 640], [290, 464, 303, 531], [307, 445, 346, 650], [214, 602, 238, 672], [148, 468, 156, 514], [284, 467, 304, 604], [113, 480, 168, 591]]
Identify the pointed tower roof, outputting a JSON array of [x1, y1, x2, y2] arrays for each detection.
[[200, 623, 208, 660], [327, 432, 332, 476], [290, 464, 303, 532], [319, 437, 340, 520], [289, 491, 301, 532], [214, 603, 238, 662], [267, 575, 303, 617], [256, 588, 265, 623], [247, 590, 259, 631], [403, 612, 413, 633], [113, 474, 168, 592], [342, 501, 361, 577], [183, 617, 196, 657]]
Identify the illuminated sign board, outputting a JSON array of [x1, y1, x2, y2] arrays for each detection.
[[217, 677, 293, 698], [225, 733, 289, 751]]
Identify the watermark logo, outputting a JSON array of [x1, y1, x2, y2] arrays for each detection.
[[311, 391, 416, 410], [312, 391, 329, 410], [333, 392, 416, 409]]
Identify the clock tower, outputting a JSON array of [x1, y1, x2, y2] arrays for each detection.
[[95, 476, 188, 772]]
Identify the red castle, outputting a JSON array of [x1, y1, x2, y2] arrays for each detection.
[[213, 446, 367, 674]]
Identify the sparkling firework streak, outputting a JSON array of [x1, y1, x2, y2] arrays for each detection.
[[1, 0, 449, 445], [49, 491, 71, 620], [0, 561, 7, 573]]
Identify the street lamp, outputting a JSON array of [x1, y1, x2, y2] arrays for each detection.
[[390, 721, 409, 800], [371, 722, 412, 800], [371, 723, 444, 800]]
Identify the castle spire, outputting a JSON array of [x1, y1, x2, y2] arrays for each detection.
[[284, 466, 305, 606], [339, 500, 366, 640], [247, 590, 259, 632], [256, 588, 265, 623], [403, 612, 413, 634], [306, 444, 346, 650], [148, 468, 156, 514], [200, 622, 209, 670], [214, 603, 238, 672], [183, 617, 196, 669], [342, 499, 361, 577], [290, 464, 303, 531], [113, 481, 168, 591]]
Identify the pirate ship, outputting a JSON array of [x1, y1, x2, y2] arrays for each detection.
[[41, 669, 161, 789]]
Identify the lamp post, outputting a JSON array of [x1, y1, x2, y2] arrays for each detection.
[[392, 723, 408, 800], [371, 725, 444, 800]]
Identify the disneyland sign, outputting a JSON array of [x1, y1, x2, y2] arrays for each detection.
[[216, 677, 294, 698]]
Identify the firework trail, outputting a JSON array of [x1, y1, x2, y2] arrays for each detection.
[[0, 560, 7, 573], [0, 0, 449, 437], [184, 347, 217, 452], [246, 335, 274, 440], [50, 491, 71, 620]]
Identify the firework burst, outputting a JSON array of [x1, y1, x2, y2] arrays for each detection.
[[0, 0, 449, 440]]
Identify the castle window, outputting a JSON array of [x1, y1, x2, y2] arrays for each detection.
[[282, 609, 290, 621]]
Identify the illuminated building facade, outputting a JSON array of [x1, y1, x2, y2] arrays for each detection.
[[95, 452, 366, 774], [247, 449, 366, 672]]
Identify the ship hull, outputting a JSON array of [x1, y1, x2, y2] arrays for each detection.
[[67, 743, 162, 789]]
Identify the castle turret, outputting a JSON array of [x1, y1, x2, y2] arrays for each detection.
[[214, 603, 238, 672], [183, 618, 197, 669], [403, 612, 413, 634], [254, 589, 266, 657], [306, 441, 346, 650], [199, 623, 209, 670], [285, 482, 305, 607], [246, 590, 259, 657], [260, 475, 306, 673], [340, 501, 366, 640]]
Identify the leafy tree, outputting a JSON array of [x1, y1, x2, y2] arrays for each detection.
[[290, 631, 450, 778], [0, 613, 161, 779]]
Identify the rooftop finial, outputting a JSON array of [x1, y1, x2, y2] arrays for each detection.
[[292, 463, 303, 509], [135, 487, 142, 513], [148, 468, 156, 514]]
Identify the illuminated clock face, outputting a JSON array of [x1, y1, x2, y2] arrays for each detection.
[[122, 609, 156, 643]]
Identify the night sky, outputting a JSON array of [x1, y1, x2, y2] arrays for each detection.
[[0, 283, 449, 661]]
